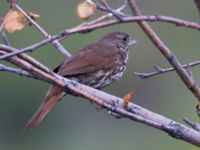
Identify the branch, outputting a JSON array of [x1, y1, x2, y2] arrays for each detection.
[[0, 14, 200, 59], [183, 118, 200, 132], [99, 0, 125, 21], [92, 0, 127, 25], [0, 64, 33, 78], [135, 60, 200, 79], [194, 0, 200, 18], [1, 30, 11, 46], [127, 0, 200, 105], [0, 44, 52, 74], [14, 4, 71, 57], [0, 47, 200, 146]]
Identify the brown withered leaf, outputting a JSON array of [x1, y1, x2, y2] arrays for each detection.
[[27, 12, 40, 20], [3, 9, 26, 33], [76, 0, 96, 20], [122, 91, 133, 108], [27, 12, 40, 26]]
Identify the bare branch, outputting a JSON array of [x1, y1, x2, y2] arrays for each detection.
[[92, 0, 127, 25], [14, 4, 71, 57], [0, 64, 33, 78], [1, 30, 11, 46], [0, 29, 69, 59], [99, 0, 125, 21], [183, 118, 200, 132], [0, 47, 200, 146], [127, 0, 200, 104], [135, 60, 200, 79], [0, 14, 199, 60], [0, 44, 52, 75]]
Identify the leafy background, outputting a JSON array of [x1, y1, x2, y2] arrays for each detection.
[[0, 0, 200, 150]]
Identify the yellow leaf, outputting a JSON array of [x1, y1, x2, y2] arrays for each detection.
[[123, 91, 133, 108], [3, 9, 26, 33], [76, 0, 96, 20]]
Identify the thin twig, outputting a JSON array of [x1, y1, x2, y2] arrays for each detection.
[[15, 4, 71, 57], [91, 0, 127, 25], [0, 64, 33, 78], [135, 60, 200, 79], [1, 30, 11, 46], [127, 0, 200, 103], [0, 44, 52, 75], [0, 29, 69, 59], [183, 118, 200, 132], [0, 47, 200, 146], [99, 0, 125, 21], [0, 14, 200, 60]]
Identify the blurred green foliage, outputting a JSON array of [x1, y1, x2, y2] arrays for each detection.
[[0, 0, 200, 150]]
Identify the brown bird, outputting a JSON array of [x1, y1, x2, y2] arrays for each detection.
[[25, 32, 136, 129]]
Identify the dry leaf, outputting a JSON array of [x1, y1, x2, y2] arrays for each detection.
[[123, 91, 133, 108], [3, 9, 26, 33], [28, 12, 40, 20], [76, 0, 96, 20], [27, 12, 40, 26]]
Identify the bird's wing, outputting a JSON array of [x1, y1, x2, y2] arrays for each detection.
[[57, 43, 116, 76]]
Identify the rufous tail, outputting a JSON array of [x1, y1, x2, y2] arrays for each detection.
[[25, 86, 65, 130]]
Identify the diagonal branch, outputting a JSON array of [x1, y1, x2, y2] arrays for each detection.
[[14, 4, 71, 57], [99, 0, 125, 21], [0, 47, 200, 146], [1, 30, 11, 46], [0, 64, 33, 78], [134, 60, 200, 79], [127, 0, 200, 104], [183, 118, 200, 132], [0, 14, 200, 60], [93, 0, 127, 25]]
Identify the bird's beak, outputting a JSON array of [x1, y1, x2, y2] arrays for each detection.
[[128, 38, 137, 46]]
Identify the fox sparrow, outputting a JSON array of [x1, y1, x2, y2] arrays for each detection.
[[25, 32, 136, 129]]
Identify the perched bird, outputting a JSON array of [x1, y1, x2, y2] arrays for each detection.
[[25, 32, 136, 129]]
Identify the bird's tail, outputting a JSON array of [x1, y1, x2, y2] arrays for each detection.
[[25, 86, 65, 130]]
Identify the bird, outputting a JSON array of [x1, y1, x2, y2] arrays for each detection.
[[25, 32, 136, 129]]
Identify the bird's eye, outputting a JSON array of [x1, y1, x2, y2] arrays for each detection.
[[122, 36, 128, 42]]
